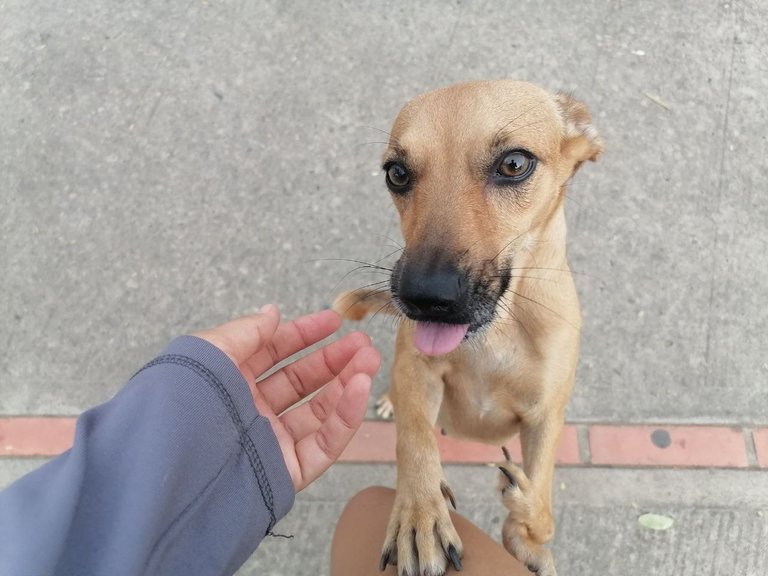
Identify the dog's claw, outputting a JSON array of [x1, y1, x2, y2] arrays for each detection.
[[374, 393, 395, 420], [440, 481, 457, 510], [527, 564, 539, 574], [379, 549, 392, 571], [448, 544, 463, 571], [499, 466, 517, 487], [501, 445, 511, 461]]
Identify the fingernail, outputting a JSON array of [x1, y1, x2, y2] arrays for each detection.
[[259, 304, 275, 314]]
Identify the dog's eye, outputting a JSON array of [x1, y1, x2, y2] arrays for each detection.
[[494, 150, 536, 183], [384, 162, 411, 192]]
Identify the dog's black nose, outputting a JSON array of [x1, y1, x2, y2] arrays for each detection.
[[397, 262, 467, 320]]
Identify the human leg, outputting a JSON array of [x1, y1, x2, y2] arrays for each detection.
[[331, 486, 530, 576]]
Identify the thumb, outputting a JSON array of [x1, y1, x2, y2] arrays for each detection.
[[194, 305, 281, 366]]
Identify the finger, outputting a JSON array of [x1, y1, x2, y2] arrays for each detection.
[[258, 331, 379, 414], [193, 305, 281, 366], [278, 345, 381, 439], [293, 373, 372, 491], [243, 309, 343, 377]]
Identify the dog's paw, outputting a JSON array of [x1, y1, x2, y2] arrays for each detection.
[[375, 393, 395, 420], [380, 487, 462, 576], [498, 464, 557, 575], [497, 463, 552, 539], [502, 528, 557, 576]]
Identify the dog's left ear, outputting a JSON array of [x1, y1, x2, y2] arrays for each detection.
[[554, 92, 604, 172]]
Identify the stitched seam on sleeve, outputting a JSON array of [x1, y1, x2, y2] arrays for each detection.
[[136, 354, 278, 532]]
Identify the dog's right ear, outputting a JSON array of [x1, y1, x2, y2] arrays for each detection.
[[554, 92, 604, 172]]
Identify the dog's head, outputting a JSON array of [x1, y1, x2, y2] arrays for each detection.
[[383, 81, 602, 356]]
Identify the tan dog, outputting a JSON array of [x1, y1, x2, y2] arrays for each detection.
[[334, 80, 602, 576]]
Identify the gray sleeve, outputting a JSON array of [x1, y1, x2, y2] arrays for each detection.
[[0, 335, 295, 576]]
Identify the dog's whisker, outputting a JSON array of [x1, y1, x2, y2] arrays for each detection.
[[499, 119, 548, 140], [359, 124, 394, 139], [313, 259, 388, 270], [372, 234, 405, 251], [500, 266, 597, 279], [456, 235, 490, 262], [495, 297, 542, 356], [343, 265, 391, 275], [348, 280, 390, 293], [375, 246, 404, 263], [314, 257, 394, 273], [384, 237, 404, 250], [356, 141, 392, 148], [351, 286, 391, 300], [357, 124, 405, 150], [387, 312, 403, 333], [337, 287, 394, 319], [367, 301, 400, 329], [331, 250, 399, 285], [492, 102, 545, 147], [330, 265, 390, 293], [490, 274, 559, 283], [488, 228, 533, 265], [495, 299, 526, 330], [561, 190, 585, 209], [506, 290, 579, 330]]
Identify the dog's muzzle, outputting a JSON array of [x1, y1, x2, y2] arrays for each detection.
[[392, 252, 502, 356]]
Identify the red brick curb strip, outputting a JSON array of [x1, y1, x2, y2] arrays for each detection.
[[339, 423, 580, 465], [589, 425, 748, 468], [1, 418, 77, 457], [1, 417, 766, 469]]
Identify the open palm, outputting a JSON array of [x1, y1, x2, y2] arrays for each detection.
[[195, 305, 380, 491]]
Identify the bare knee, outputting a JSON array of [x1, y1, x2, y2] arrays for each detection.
[[332, 487, 397, 576], [347, 486, 394, 507]]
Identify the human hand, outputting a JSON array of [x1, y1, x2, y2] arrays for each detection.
[[194, 305, 380, 492]]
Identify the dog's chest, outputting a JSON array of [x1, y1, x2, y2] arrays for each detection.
[[438, 347, 524, 445]]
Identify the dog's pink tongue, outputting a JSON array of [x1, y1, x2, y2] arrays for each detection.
[[414, 322, 470, 356]]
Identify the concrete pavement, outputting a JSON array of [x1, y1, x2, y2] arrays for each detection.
[[2, 0, 767, 424]]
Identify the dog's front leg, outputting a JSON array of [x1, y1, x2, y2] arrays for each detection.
[[381, 357, 462, 576], [498, 403, 566, 576]]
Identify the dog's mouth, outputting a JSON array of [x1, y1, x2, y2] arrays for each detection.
[[392, 277, 503, 357], [412, 321, 471, 356], [390, 252, 510, 357]]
